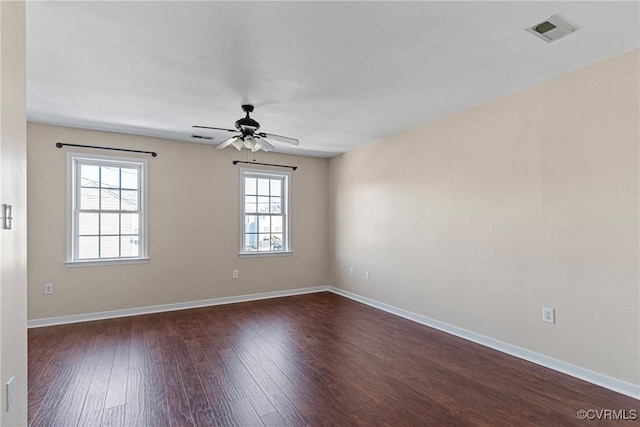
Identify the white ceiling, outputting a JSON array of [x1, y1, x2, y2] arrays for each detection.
[[27, 1, 639, 157]]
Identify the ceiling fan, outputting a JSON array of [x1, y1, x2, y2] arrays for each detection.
[[192, 104, 300, 152]]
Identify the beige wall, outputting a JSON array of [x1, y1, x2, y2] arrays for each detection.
[[27, 124, 329, 319], [0, 1, 28, 425], [329, 50, 640, 386]]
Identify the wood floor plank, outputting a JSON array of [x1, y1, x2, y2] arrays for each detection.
[[28, 336, 63, 393], [101, 405, 125, 427], [76, 337, 118, 427], [260, 411, 287, 427], [123, 367, 146, 427], [196, 336, 246, 402], [169, 331, 227, 426], [28, 292, 640, 427], [142, 320, 171, 427], [29, 324, 101, 427], [104, 318, 132, 409], [184, 384, 219, 427], [229, 397, 265, 427], [47, 334, 105, 427], [28, 322, 92, 424], [220, 335, 310, 426], [232, 327, 331, 407], [184, 338, 242, 427], [200, 333, 277, 417], [158, 333, 194, 427]]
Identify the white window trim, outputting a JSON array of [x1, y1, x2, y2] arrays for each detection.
[[239, 167, 292, 256], [66, 152, 149, 266]]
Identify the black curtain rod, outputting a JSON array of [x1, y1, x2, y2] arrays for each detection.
[[232, 160, 297, 171], [56, 142, 157, 157]]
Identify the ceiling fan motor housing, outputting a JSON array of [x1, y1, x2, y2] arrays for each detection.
[[235, 104, 260, 134]]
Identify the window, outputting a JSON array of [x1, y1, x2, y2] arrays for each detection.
[[67, 153, 148, 265], [241, 169, 290, 255]]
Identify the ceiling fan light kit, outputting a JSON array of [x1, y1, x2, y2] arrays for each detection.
[[193, 104, 300, 153], [230, 137, 243, 150]]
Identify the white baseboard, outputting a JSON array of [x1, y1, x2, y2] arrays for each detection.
[[27, 285, 330, 328], [328, 286, 640, 400], [27, 284, 639, 400]]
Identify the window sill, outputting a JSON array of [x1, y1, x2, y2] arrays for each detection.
[[65, 257, 150, 268], [239, 251, 292, 258]]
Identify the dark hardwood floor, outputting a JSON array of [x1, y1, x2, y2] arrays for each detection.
[[28, 292, 638, 426]]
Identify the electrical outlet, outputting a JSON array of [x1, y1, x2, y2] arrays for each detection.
[[232, 269, 239, 279], [542, 307, 555, 324], [365, 271, 370, 280], [349, 267, 354, 276], [6, 376, 15, 411], [44, 283, 54, 295]]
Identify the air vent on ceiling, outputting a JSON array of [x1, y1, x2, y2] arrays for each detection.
[[191, 134, 213, 140], [525, 15, 577, 43]]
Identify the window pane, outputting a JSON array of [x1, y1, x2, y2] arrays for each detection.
[[121, 213, 139, 235], [258, 216, 270, 233], [78, 236, 99, 259], [245, 215, 257, 233], [245, 196, 257, 213], [271, 233, 283, 251], [101, 236, 119, 258], [80, 165, 100, 187], [244, 234, 258, 252], [120, 236, 139, 257], [245, 177, 256, 195], [258, 234, 271, 251], [78, 213, 99, 235], [101, 189, 120, 210], [270, 179, 281, 196], [100, 213, 119, 235], [80, 188, 99, 210], [271, 216, 283, 232], [257, 196, 269, 213], [121, 190, 138, 211], [270, 196, 281, 213], [101, 166, 120, 188], [121, 168, 138, 190], [257, 178, 269, 196]]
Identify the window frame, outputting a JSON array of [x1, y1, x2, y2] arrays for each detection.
[[66, 152, 149, 266], [240, 168, 291, 257]]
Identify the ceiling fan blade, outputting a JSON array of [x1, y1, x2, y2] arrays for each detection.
[[256, 138, 276, 152], [258, 132, 299, 146], [193, 125, 237, 133], [215, 135, 240, 150]]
